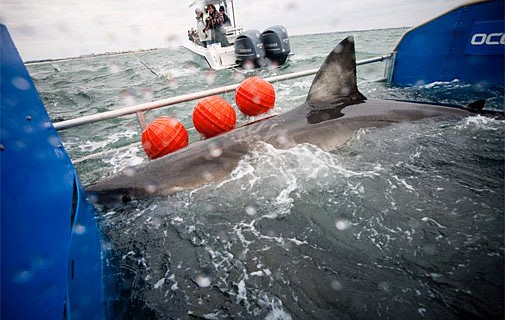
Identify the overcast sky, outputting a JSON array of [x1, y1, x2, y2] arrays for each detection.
[[1, 0, 469, 61]]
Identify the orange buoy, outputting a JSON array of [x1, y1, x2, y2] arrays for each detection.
[[141, 116, 188, 159], [193, 95, 236, 138], [235, 76, 275, 116]]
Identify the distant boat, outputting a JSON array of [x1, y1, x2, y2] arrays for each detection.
[[183, 0, 291, 70]]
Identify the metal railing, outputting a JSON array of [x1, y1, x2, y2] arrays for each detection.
[[53, 54, 392, 131]]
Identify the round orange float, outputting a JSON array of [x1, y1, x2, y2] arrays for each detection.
[[235, 76, 275, 116], [193, 95, 236, 138], [141, 116, 188, 159]]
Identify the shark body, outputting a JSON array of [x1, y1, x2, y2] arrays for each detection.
[[87, 36, 479, 206]]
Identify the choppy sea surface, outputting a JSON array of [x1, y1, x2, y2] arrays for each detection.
[[28, 28, 504, 319]]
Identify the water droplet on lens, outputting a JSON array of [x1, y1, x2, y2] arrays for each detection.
[[245, 205, 257, 216], [141, 88, 153, 100], [335, 219, 350, 230], [378, 281, 391, 293], [268, 61, 279, 71], [122, 89, 137, 105], [124, 167, 137, 177], [331, 280, 342, 291], [196, 274, 211, 287], [208, 143, 222, 158], [74, 224, 86, 235], [48, 135, 61, 148], [243, 60, 255, 70], [423, 244, 438, 255], [12, 77, 31, 90], [13, 269, 34, 283], [276, 130, 290, 146], [233, 71, 245, 82], [202, 171, 214, 181], [108, 64, 120, 74], [165, 73, 178, 89], [145, 182, 159, 194], [341, 86, 351, 96], [334, 44, 344, 54], [205, 69, 216, 84]]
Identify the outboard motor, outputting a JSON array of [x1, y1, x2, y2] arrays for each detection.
[[261, 25, 290, 65], [234, 30, 265, 67]]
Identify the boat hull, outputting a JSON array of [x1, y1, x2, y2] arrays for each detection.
[[183, 42, 237, 70]]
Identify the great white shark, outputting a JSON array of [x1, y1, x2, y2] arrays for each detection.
[[87, 36, 487, 206]]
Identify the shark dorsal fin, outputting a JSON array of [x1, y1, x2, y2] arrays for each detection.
[[464, 99, 485, 113], [307, 36, 366, 103]]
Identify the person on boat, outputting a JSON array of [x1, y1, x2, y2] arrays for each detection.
[[195, 8, 211, 47], [204, 3, 230, 47], [219, 6, 232, 27]]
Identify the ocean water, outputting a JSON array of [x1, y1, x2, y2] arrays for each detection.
[[27, 28, 504, 319]]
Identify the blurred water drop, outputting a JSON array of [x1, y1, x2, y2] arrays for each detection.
[[334, 44, 344, 54], [341, 86, 351, 96], [285, 2, 298, 11], [207, 143, 222, 158], [472, 81, 490, 92], [165, 73, 178, 89], [233, 71, 245, 82], [415, 80, 426, 87], [141, 87, 153, 100], [423, 244, 438, 255], [242, 60, 255, 70], [205, 69, 216, 85], [145, 182, 159, 194], [74, 224, 86, 235], [165, 33, 180, 47], [13, 140, 26, 151], [122, 89, 137, 106], [378, 281, 391, 293], [123, 166, 137, 177], [267, 61, 280, 71], [88, 193, 99, 204], [276, 131, 290, 146], [335, 219, 350, 231], [331, 280, 343, 291], [13, 269, 34, 283], [196, 274, 211, 287], [202, 170, 214, 182], [48, 135, 61, 148], [245, 205, 257, 216], [12, 77, 31, 90], [108, 64, 120, 74], [32, 256, 53, 270]]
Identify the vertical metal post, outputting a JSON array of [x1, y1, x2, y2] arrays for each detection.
[[230, 0, 236, 29], [136, 111, 147, 131]]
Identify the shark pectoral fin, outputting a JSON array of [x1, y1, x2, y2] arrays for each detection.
[[464, 99, 485, 113], [306, 36, 366, 104]]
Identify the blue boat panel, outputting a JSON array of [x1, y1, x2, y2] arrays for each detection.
[[0, 24, 104, 319], [390, 0, 504, 86], [67, 176, 106, 320]]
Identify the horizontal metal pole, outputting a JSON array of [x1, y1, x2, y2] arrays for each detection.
[[53, 54, 391, 131]]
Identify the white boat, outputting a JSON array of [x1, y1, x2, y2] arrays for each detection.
[[183, 25, 244, 70], [183, 41, 238, 70], [184, 0, 241, 70], [183, 0, 290, 70]]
